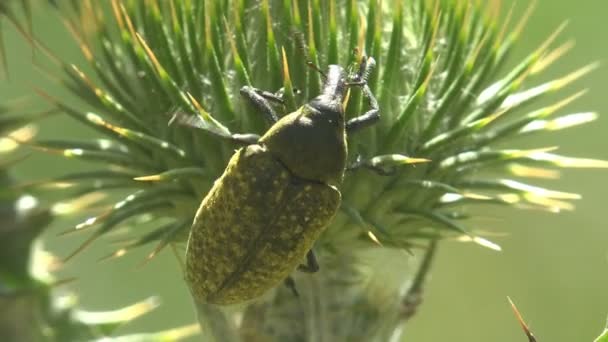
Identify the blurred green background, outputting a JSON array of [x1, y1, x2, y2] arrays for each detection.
[[1, 1, 606, 341]]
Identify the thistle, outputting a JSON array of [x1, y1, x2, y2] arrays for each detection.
[[1, 0, 606, 341]]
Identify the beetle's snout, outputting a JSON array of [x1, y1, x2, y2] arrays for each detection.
[[321, 65, 348, 100]]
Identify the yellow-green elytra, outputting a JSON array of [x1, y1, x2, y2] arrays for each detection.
[[185, 58, 379, 305]]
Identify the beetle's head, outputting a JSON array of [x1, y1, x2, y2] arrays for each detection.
[[308, 58, 375, 115], [308, 64, 347, 114]]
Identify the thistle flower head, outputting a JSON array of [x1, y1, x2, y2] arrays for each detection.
[[6, 0, 601, 257]]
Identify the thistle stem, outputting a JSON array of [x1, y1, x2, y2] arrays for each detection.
[[401, 239, 438, 322]]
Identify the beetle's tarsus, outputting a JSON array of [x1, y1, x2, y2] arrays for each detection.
[[297, 250, 319, 273], [240, 86, 280, 124], [284, 276, 300, 297]]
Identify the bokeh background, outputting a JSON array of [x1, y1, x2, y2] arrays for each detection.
[[1, 1, 606, 341]]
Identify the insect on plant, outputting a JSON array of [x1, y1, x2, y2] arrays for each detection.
[[174, 55, 380, 305]]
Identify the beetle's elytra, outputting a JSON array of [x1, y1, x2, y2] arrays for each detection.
[[184, 57, 379, 305]]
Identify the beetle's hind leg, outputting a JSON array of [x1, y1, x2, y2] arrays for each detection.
[[240, 86, 282, 124], [283, 250, 319, 298], [284, 276, 300, 297], [297, 250, 319, 273]]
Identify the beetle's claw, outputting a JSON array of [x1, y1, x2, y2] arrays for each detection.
[[284, 277, 300, 298], [346, 155, 365, 171]]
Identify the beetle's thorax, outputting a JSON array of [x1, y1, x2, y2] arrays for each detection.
[[305, 65, 347, 119], [259, 69, 349, 186]]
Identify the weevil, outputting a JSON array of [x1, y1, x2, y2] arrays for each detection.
[[179, 56, 379, 305]]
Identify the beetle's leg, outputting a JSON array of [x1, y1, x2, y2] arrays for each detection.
[[284, 276, 300, 297], [346, 84, 380, 133], [256, 88, 286, 105], [297, 250, 319, 273], [345, 107, 379, 132], [240, 86, 280, 124], [249, 86, 302, 103], [169, 111, 260, 145]]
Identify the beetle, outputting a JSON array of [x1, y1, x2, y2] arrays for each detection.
[[177, 56, 380, 305]]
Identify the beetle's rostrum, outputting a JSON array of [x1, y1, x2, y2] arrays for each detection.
[[184, 57, 379, 305], [314, 65, 348, 104]]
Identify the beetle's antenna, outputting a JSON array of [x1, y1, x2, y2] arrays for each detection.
[[292, 29, 327, 80], [306, 61, 327, 79]]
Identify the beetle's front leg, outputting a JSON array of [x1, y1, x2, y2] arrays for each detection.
[[346, 84, 380, 133], [297, 249, 319, 273], [250, 87, 286, 105], [240, 86, 281, 124]]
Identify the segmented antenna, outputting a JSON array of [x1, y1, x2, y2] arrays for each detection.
[[292, 30, 327, 79]]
